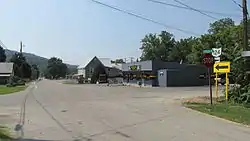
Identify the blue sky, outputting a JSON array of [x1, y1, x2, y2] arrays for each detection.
[[0, 0, 245, 65]]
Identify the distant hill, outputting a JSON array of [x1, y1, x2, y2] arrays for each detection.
[[5, 49, 78, 73]]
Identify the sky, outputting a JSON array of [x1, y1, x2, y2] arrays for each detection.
[[0, 0, 246, 65]]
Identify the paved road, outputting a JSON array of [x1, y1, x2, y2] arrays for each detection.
[[0, 80, 250, 141]]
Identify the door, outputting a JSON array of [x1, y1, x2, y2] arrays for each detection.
[[158, 69, 167, 87]]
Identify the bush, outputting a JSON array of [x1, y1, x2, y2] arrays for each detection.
[[228, 84, 250, 104], [7, 76, 26, 87]]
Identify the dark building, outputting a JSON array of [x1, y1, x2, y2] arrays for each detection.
[[78, 56, 122, 83], [122, 60, 208, 87]]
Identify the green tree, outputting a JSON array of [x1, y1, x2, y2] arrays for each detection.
[[140, 31, 175, 61], [111, 59, 125, 64], [10, 53, 31, 78], [208, 18, 235, 34], [31, 64, 40, 80], [45, 57, 68, 79], [169, 37, 197, 63], [0, 45, 6, 62]]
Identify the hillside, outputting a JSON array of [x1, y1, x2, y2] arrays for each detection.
[[5, 49, 78, 73]]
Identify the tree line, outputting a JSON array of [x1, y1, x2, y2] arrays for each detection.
[[0, 46, 69, 81]]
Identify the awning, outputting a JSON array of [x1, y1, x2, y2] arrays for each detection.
[[0, 74, 11, 77]]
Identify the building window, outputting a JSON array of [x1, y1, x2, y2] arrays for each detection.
[[90, 68, 94, 73]]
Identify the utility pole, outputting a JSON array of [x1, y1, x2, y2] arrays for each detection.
[[243, 0, 248, 50], [129, 57, 134, 63], [20, 41, 23, 53], [124, 58, 127, 63]]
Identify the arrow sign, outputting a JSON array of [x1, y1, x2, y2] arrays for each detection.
[[215, 65, 228, 70], [213, 62, 230, 73]]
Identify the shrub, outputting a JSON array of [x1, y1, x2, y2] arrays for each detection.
[[7, 76, 26, 87], [228, 84, 250, 104]]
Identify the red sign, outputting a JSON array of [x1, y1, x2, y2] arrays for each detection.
[[203, 53, 214, 68]]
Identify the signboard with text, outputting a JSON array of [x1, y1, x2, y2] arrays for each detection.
[[129, 65, 141, 71], [203, 53, 214, 68]]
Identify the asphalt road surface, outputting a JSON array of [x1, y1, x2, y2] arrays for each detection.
[[0, 80, 250, 141]]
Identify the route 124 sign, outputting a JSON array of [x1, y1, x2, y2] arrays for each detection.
[[212, 48, 222, 57]]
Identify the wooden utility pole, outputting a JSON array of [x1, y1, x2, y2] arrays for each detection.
[[243, 0, 248, 50], [20, 41, 23, 53]]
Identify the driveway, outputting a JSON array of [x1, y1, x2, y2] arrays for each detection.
[[0, 80, 250, 141]]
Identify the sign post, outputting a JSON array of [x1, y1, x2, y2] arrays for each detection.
[[213, 62, 231, 102], [212, 48, 222, 99], [203, 53, 214, 105], [215, 72, 218, 98]]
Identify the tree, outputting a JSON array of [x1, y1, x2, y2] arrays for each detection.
[[169, 37, 197, 63], [111, 59, 125, 64], [140, 31, 175, 61], [10, 53, 31, 78], [208, 18, 235, 34], [0, 45, 6, 62], [45, 57, 68, 79], [31, 64, 40, 80]]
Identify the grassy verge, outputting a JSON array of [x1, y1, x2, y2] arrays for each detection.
[[62, 81, 79, 85], [0, 126, 12, 140], [184, 102, 250, 125], [0, 85, 27, 95]]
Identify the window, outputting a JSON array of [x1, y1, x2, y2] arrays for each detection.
[[90, 67, 94, 73]]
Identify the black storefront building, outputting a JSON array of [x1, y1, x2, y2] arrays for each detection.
[[122, 60, 208, 87]]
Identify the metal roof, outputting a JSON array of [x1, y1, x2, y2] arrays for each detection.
[[0, 63, 13, 74], [77, 57, 122, 70], [98, 58, 112, 67], [77, 57, 93, 69]]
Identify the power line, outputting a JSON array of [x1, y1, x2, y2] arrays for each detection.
[[91, 0, 199, 35], [231, 0, 243, 9], [172, 0, 218, 20], [147, 0, 240, 17], [0, 40, 7, 49]]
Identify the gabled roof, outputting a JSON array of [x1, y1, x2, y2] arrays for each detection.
[[78, 57, 93, 69], [0, 63, 13, 74], [78, 56, 112, 69], [78, 56, 122, 70], [98, 58, 112, 67]]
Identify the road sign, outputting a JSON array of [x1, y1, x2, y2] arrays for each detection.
[[212, 48, 222, 57], [203, 53, 214, 68], [203, 49, 212, 54], [213, 62, 230, 73], [214, 57, 220, 63]]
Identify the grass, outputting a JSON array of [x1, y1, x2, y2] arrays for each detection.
[[0, 85, 27, 95], [0, 126, 12, 140], [184, 102, 250, 125], [62, 80, 79, 85]]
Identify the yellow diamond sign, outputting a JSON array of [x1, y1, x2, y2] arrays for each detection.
[[213, 62, 230, 73]]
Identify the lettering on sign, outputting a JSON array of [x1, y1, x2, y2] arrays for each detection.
[[129, 65, 141, 71], [203, 57, 213, 64], [203, 53, 214, 68]]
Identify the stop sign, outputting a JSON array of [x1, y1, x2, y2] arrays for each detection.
[[203, 53, 214, 68]]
